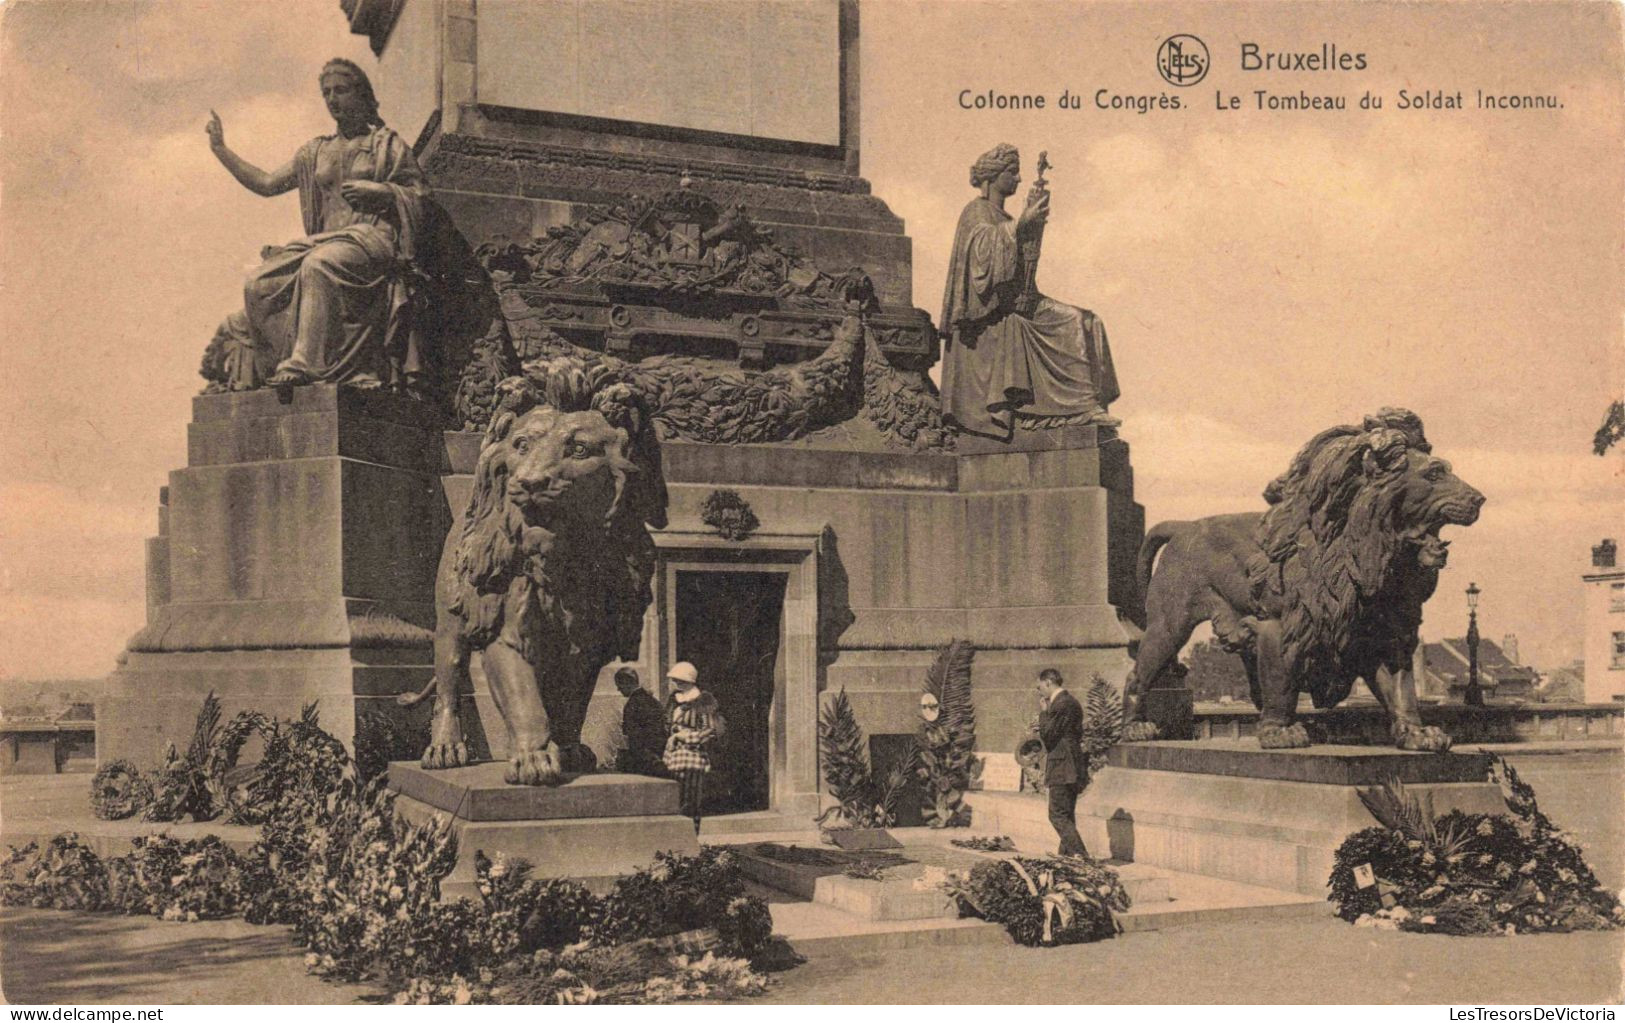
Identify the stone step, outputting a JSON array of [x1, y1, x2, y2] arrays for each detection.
[[731, 833, 1175, 923], [766, 900, 1009, 955], [961, 791, 1082, 856], [812, 873, 959, 921], [967, 757, 1509, 898], [698, 811, 820, 837], [1113, 867, 1328, 932]]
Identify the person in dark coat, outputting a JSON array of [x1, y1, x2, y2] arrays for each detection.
[[613, 668, 668, 777], [1036, 668, 1090, 858]]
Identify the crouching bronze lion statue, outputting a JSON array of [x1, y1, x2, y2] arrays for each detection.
[[1124, 409, 1484, 751], [399, 366, 667, 786], [401, 313, 882, 785]]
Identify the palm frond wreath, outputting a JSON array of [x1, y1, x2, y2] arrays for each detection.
[[815, 688, 912, 830], [916, 640, 979, 827], [1079, 675, 1125, 787]]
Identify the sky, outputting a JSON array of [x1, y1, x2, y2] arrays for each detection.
[[0, 0, 1620, 682]]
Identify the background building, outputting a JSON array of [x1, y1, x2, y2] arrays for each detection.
[[1583, 539, 1625, 702], [1415, 636, 1538, 704]]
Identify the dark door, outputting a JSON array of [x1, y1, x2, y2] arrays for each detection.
[[674, 570, 787, 814]]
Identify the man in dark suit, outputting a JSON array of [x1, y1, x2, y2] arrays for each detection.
[[613, 668, 668, 777], [1037, 668, 1090, 858]]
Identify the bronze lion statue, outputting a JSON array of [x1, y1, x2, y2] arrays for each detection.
[[1124, 409, 1484, 750], [400, 366, 667, 785]]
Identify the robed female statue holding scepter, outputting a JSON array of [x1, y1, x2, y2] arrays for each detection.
[[939, 143, 1120, 440]]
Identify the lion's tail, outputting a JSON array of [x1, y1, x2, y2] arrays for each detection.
[[396, 676, 438, 708], [1135, 520, 1189, 622]]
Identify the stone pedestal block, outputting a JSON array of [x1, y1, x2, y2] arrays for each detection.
[[101, 386, 450, 765], [389, 763, 699, 896], [1077, 741, 1507, 895], [1142, 687, 1195, 741], [390, 761, 683, 820]]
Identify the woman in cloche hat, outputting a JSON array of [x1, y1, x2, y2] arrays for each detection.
[[663, 661, 726, 834]]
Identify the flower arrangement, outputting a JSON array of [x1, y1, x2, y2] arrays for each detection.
[[286, 779, 461, 980], [120, 834, 247, 921], [1, 834, 112, 911], [915, 639, 978, 828], [394, 946, 769, 1005], [1328, 756, 1624, 935], [814, 688, 913, 830], [140, 694, 270, 824], [700, 489, 760, 541], [588, 847, 773, 959], [940, 855, 1130, 946], [88, 760, 153, 821], [227, 703, 352, 824], [1078, 676, 1126, 785], [0, 832, 253, 921], [88, 695, 348, 826], [7, 694, 779, 1004]]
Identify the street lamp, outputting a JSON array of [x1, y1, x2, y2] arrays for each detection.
[[1464, 582, 1484, 707]]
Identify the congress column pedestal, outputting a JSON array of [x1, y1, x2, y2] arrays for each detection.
[[100, 385, 451, 764]]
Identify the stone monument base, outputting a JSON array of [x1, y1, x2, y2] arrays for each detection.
[[101, 385, 451, 766], [1140, 686, 1195, 740], [389, 762, 700, 897], [1078, 741, 1507, 895]]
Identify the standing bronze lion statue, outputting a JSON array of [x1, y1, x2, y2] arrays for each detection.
[[1124, 409, 1484, 750], [400, 364, 667, 786]]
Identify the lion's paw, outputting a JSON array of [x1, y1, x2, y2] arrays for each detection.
[[421, 742, 468, 770], [559, 743, 598, 775], [506, 742, 565, 786], [1396, 725, 1453, 753], [1216, 618, 1258, 653], [1257, 723, 1312, 749], [1121, 721, 1162, 743]]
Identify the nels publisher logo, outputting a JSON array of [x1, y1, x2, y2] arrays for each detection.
[[1157, 34, 1210, 86]]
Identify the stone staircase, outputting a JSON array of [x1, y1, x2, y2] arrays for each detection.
[[706, 809, 1331, 954], [712, 827, 1220, 954]]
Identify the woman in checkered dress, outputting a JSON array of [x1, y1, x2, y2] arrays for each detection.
[[662, 661, 725, 833]]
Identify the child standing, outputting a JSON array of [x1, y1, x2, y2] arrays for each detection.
[[662, 661, 725, 834]]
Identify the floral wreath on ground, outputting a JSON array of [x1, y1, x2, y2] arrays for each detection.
[[4, 696, 782, 1005], [1328, 756, 1624, 936], [939, 854, 1130, 947]]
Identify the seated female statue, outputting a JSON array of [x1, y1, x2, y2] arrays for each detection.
[[206, 58, 429, 391]]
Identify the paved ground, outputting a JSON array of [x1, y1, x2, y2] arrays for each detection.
[[0, 909, 385, 1005], [1, 749, 1617, 1004], [4, 906, 1618, 1005], [761, 916, 1624, 1004]]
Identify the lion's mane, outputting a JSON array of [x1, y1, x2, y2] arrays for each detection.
[[449, 364, 667, 664], [1246, 409, 1439, 708]]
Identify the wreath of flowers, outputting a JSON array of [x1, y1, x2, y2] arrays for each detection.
[[89, 759, 154, 821], [700, 489, 760, 542], [1329, 758, 1625, 935], [941, 855, 1130, 946]]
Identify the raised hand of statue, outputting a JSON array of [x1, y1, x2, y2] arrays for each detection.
[[205, 110, 225, 152], [1017, 189, 1050, 233], [340, 180, 393, 212]]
